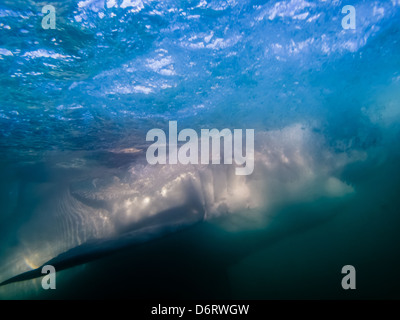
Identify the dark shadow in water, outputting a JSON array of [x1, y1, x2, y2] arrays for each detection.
[[0, 194, 347, 298]]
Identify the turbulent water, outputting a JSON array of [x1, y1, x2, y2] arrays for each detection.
[[0, 0, 400, 299]]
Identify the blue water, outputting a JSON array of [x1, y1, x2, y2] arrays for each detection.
[[0, 0, 400, 299]]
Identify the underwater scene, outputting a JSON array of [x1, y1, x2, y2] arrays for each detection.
[[0, 0, 400, 299]]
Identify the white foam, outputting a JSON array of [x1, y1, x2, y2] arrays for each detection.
[[0, 123, 364, 285]]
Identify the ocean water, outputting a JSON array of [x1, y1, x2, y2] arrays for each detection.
[[0, 0, 400, 299]]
